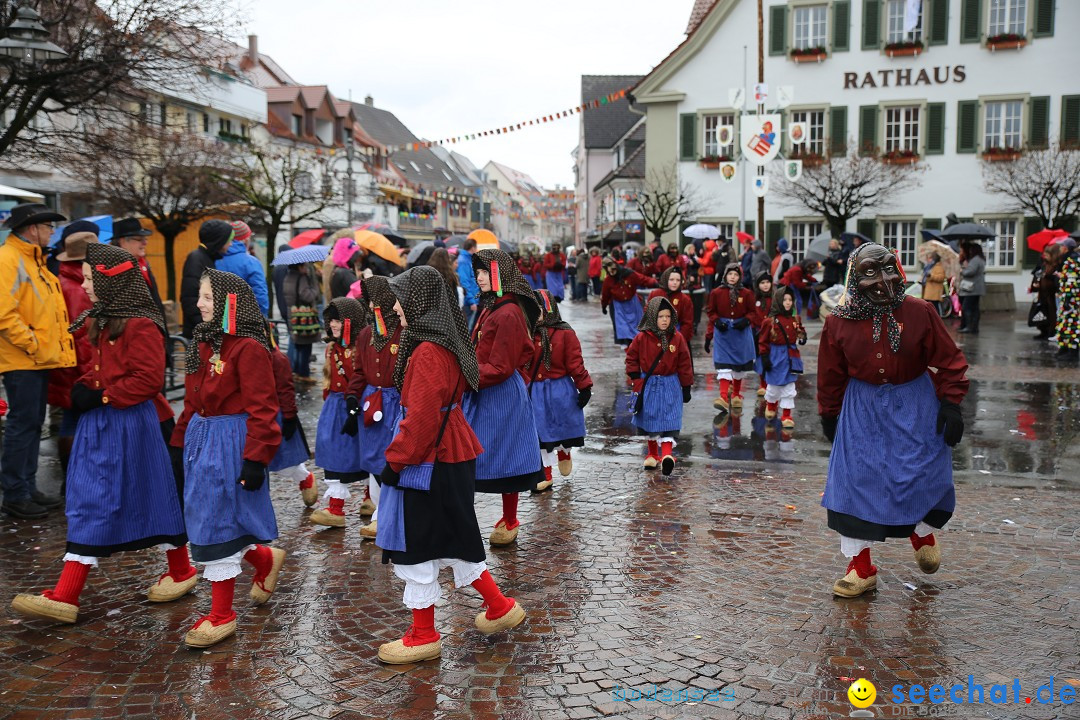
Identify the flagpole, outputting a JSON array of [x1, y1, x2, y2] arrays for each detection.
[[756, 0, 766, 246]]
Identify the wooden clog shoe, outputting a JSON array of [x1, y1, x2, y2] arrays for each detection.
[[377, 637, 442, 664], [832, 569, 878, 598], [147, 572, 198, 603], [11, 593, 77, 624], [489, 520, 519, 547], [250, 547, 287, 605], [915, 540, 941, 574], [474, 600, 526, 635], [184, 618, 236, 648], [359, 519, 377, 540]]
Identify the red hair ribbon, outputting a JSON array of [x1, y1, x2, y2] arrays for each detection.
[[222, 293, 237, 334], [342, 319, 351, 346], [491, 260, 503, 297], [95, 261, 134, 277]]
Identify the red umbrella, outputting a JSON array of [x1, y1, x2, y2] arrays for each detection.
[[289, 229, 326, 249], [735, 231, 755, 244], [1025, 228, 1068, 253]]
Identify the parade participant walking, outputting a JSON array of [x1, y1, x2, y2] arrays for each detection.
[[180, 220, 233, 338], [543, 243, 567, 302], [376, 265, 525, 664], [818, 243, 968, 598], [11, 244, 192, 625], [647, 267, 694, 344], [310, 297, 368, 528], [1029, 245, 1064, 341], [750, 273, 774, 398], [267, 331, 314, 507], [1056, 243, 1080, 359], [601, 255, 656, 347], [588, 248, 603, 296], [706, 264, 756, 413], [171, 270, 286, 648], [652, 243, 687, 277], [780, 259, 820, 318], [527, 290, 592, 492], [573, 249, 591, 301], [757, 286, 807, 428], [467, 248, 546, 546], [343, 275, 405, 540], [626, 297, 693, 476]]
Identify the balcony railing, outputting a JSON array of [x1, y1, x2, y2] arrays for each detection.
[[398, 213, 433, 232]]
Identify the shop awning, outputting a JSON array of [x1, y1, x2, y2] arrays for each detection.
[[0, 184, 45, 200]]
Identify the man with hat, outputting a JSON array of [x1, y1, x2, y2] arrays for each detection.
[[111, 218, 170, 363], [214, 219, 269, 317], [0, 203, 77, 519]]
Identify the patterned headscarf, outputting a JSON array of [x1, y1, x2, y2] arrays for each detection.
[[658, 266, 684, 297], [474, 248, 541, 333], [638, 296, 676, 348], [720, 262, 743, 309], [533, 289, 572, 370], [187, 269, 271, 373], [769, 285, 797, 317], [323, 297, 366, 346], [390, 266, 479, 391], [70, 243, 165, 337], [831, 242, 906, 353], [360, 274, 401, 352]]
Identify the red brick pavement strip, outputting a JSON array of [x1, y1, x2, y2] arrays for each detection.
[[0, 452, 1077, 719]]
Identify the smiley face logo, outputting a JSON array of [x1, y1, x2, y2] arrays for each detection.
[[847, 678, 876, 709]]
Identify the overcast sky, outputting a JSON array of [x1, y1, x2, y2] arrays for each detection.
[[238, 0, 694, 189]]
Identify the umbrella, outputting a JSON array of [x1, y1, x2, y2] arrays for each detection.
[[50, 215, 113, 248], [443, 234, 467, 248], [623, 240, 644, 251], [271, 245, 329, 267], [357, 222, 409, 247], [917, 239, 960, 278], [1026, 228, 1069, 253], [354, 230, 405, 267], [407, 241, 435, 265], [0, 183, 45, 201], [735, 231, 755, 244], [941, 222, 995, 241], [289, 229, 325, 249], [683, 223, 720, 240], [804, 230, 833, 262], [468, 228, 499, 248], [920, 228, 943, 242], [840, 231, 872, 246]]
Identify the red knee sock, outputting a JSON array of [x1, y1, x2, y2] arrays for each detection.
[[327, 497, 346, 517], [243, 545, 273, 581], [847, 548, 877, 579], [501, 493, 519, 530], [660, 441, 674, 458], [733, 378, 743, 396], [543, 465, 552, 481], [403, 605, 441, 646], [719, 379, 731, 399], [471, 570, 514, 620], [45, 561, 90, 606], [363, 485, 371, 502], [781, 408, 792, 421], [646, 439, 659, 459], [299, 472, 314, 489], [166, 546, 196, 582], [910, 532, 936, 550], [203, 578, 236, 626], [759, 376, 767, 389], [557, 449, 571, 463], [766, 401, 777, 415]]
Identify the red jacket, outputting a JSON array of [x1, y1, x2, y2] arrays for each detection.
[[757, 314, 807, 357], [172, 335, 280, 465], [628, 256, 652, 276], [705, 285, 756, 341], [323, 342, 357, 398], [751, 295, 773, 330], [531, 260, 544, 284], [543, 252, 566, 273], [527, 327, 592, 389], [270, 348, 297, 419], [780, 265, 813, 291], [472, 297, 534, 389], [588, 255, 602, 278], [647, 289, 694, 342], [601, 270, 655, 306], [652, 253, 687, 277], [48, 261, 94, 409], [77, 317, 172, 422], [347, 325, 402, 397], [625, 330, 694, 390]]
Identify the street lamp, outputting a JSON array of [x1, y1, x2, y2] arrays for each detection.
[[343, 132, 355, 224], [0, 5, 67, 64]]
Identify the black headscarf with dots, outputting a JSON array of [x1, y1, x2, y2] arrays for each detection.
[[831, 242, 906, 353], [638, 296, 676, 348], [533, 289, 572, 370], [323, 297, 366, 346], [474, 248, 541, 333], [69, 243, 166, 337], [187, 269, 271, 373], [359, 274, 401, 352]]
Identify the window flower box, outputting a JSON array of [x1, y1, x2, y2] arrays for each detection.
[[699, 156, 733, 169], [881, 150, 920, 165], [986, 34, 1026, 51], [790, 46, 827, 63], [981, 147, 1022, 162], [791, 150, 826, 167], [884, 41, 923, 57]]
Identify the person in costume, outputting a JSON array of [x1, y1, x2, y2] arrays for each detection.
[[757, 285, 807, 429], [310, 297, 369, 528], [375, 265, 526, 664], [267, 328, 315, 506], [818, 243, 968, 598], [647, 266, 694, 344], [601, 255, 656, 347], [750, 272, 774, 398], [527, 289, 592, 492], [542, 243, 567, 302], [11, 244, 193, 624], [626, 297, 693, 476], [466, 248, 546, 547], [171, 270, 286, 648], [706, 263, 757, 413], [342, 275, 405, 541]]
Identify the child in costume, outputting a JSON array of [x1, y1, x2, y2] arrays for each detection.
[[626, 297, 694, 476], [818, 243, 968, 598], [466, 248, 546, 546], [706, 263, 756, 413], [601, 255, 656, 347], [647, 266, 694, 344], [751, 272, 774, 398], [11, 244, 193, 625], [311, 297, 369, 528], [342, 275, 404, 541], [376, 265, 525, 664], [527, 290, 592, 491], [171, 270, 286, 648], [267, 331, 314, 506], [757, 285, 807, 429]]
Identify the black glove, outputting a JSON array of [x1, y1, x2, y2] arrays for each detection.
[[282, 415, 300, 440], [576, 387, 592, 408], [380, 463, 401, 487], [717, 322, 729, 333], [733, 317, 750, 330], [341, 396, 360, 436], [798, 337, 807, 346], [759, 354, 773, 372], [168, 444, 185, 485], [936, 401, 964, 447], [602, 304, 608, 315], [704, 337, 712, 353], [239, 459, 266, 491], [821, 415, 838, 443], [71, 383, 105, 412], [682, 386, 692, 404]]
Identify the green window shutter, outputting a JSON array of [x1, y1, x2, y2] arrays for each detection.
[[928, 0, 949, 45], [923, 218, 942, 231], [956, 100, 978, 153], [766, 220, 784, 253], [857, 218, 877, 243], [680, 113, 697, 161], [769, 5, 788, 56], [926, 103, 946, 154], [1033, 0, 1055, 38], [743, 221, 756, 239], [1061, 96, 1080, 148], [862, 0, 881, 50], [833, 1, 851, 51], [858, 105, 879, 156], [1029, 96, 1050, 148], [830, 106, 848, 155], [1022, 216, 1044, 269], [960, 0, 981, 43]]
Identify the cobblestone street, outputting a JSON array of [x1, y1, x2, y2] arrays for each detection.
[[1, 299, 1077, 719]]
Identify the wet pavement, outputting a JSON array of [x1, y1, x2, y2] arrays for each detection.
[[1, 296, 1078, 719]]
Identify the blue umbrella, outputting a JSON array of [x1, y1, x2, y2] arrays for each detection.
[[50, 215, 113, 247], [920, 228, 943, 242], [271, 244, 329, 266]]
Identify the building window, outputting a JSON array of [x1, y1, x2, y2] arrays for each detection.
[[702, 113, 736, 158], [981, 218, 1018, 267], [296, 171, 314, 198], [886, 0, 922, 43], [714, 222, 736, 243], [292, 114, 303, 136], [220, 118, 232, 135], [790, 109, 826, 156], [789, 220, 824, 262], [983, 100, 1023, 150], [881, 220, 918, 267], [884, 106, 921, 154], [792, 4, 828, 51], [989, 0, 1026, 37], [203, 113, 210, 133]]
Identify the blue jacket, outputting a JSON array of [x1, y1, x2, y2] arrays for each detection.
[[457, 249, 480, 307], [215, 240, 270, 316]]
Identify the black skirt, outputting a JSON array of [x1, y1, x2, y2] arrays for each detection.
[[382, 460, 487, 566], [827, 508, 953, 542]]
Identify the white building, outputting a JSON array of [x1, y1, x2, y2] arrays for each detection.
[[633, 0, 1079, 298]]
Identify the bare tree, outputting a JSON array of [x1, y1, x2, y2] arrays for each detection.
[[981, 141, 1080, 229], [636, 163, 705, 243], [770, 141, 926, 238]]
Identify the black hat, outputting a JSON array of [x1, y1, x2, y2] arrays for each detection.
[[199, 219, 234, 255], [60, 220, 101, 243], [112, 217, 152, 239], [3, 203, 66, 231]]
